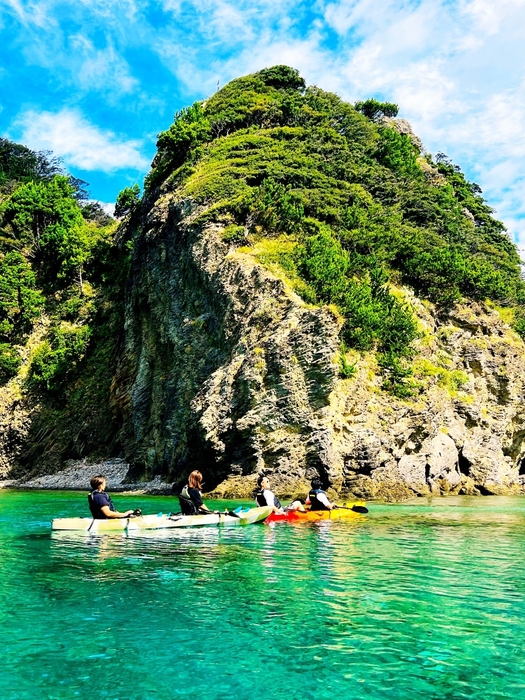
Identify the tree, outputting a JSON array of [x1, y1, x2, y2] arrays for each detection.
[[114, 184, 141, 219], [3, 175, 90, 284], [257, 65, 306, 92], [355, 98, 399, 121], [81, 201, 114, 226], [0, 138, 62, 188], [375, 127, 421, 178], [0, 251, 44, 341]]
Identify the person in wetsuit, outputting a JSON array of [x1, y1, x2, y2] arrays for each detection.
[[305, 477, 334, 511], [88, 474, 138, 519], [179, 470, 212, 515]]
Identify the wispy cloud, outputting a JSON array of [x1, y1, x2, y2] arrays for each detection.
[[93, 200, 116, 216], [0, 0, 53, 28], [69, 35, 139, 94], [14, 108, 149, 171]]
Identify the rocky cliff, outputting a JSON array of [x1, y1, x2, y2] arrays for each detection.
[[113, 193, 525, 499], [2, 66, 525, 500]]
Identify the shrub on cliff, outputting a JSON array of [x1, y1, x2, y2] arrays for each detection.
[[29, 323, 91, 392], [355, 98, 399, 121], [0, 251, 44, 340]]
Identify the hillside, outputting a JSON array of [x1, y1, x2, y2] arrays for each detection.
[[2, 66, 525, 498], [0, 138, 127, 476]]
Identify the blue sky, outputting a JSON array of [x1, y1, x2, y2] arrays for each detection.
[[1, 0, 524, 251]]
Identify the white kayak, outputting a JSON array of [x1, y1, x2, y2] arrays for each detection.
[[51, 506, 272, 532]]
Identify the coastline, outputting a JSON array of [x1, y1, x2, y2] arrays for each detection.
[[4, 457, 524, 500], [1, 458, 173, 494]]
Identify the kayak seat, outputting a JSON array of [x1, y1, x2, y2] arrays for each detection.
[[178, 494, 199, 515]]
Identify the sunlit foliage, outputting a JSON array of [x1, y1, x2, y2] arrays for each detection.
[[145, 65, 525, 394]]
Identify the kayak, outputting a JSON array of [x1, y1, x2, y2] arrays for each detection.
[[51, 506, 272, 532], [266, 502, 368, 523]]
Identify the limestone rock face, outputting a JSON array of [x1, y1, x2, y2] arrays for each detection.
[[114, 197, 339, 493], [0, 383, 36, 479], [114, 192, 525, 498]]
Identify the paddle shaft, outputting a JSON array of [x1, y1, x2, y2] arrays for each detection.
[[334, 505, 369, 514]]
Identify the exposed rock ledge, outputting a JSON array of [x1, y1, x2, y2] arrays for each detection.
[[4, 458, 172, 494]]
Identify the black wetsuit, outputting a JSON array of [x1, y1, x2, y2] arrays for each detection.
[[180, 485, 207, 514], [88, 490, 115, 519]]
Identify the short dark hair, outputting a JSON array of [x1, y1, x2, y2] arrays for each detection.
[[311, 477, 322, 490], [257, 474, 266, 488], [90, 474, 106, 490]]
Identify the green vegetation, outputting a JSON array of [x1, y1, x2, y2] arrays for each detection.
[[354, 98, 399, 121], [146, 65, 524, 395], [29, 323, 92, 391], [115, 183, 140, 218], [0, 138, 131, 467], [414, 359, 470, 395], [2, 65, 524, 420]]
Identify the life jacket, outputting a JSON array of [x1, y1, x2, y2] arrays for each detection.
[[254, 489, 282, 509], [179, 485, 200, 515], [308, 488, 329, 511], [88, 490, 115, 519]]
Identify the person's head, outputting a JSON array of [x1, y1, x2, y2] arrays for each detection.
[[257, 475, 270, 490], [188, 470, 203, 489], [311, 477, 322, 490], [90, 474, 106, 491]]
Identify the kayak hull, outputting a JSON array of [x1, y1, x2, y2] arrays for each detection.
[[51, 506, 272, 532], [266, 502, 367, 523]]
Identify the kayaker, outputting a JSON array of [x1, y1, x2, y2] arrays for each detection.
[[88, 475, 140, 519], [254, 475, 284, 514], [179, 470, 212, 515], [305, 477, 333, 511]]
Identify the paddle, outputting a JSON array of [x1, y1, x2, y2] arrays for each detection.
[[213, 510, 242, 518], [334, 504, 369, 514]]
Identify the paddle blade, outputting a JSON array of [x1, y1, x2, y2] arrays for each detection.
[[351, 505, 369, 514]]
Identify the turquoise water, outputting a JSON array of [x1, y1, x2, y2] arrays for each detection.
[[2, 491, 525, 700]]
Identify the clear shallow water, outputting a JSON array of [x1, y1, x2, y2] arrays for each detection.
[[2, 491, 525, 700]]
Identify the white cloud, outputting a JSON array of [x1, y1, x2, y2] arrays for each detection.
[[92, 200, 116, 215], [69, 35, 139, 94], [0, 0, 53, 28], [14, 108, 149, 172]]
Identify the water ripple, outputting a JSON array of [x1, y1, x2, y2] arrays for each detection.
[[2, 493, 525, 699]]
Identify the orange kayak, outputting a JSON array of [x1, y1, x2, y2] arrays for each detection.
[[266, 502, 368, 523]]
